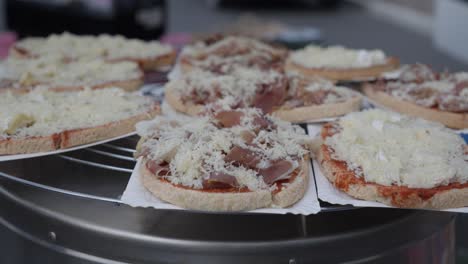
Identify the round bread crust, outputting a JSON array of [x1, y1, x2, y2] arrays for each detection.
[[316, 130, 468, 209], [140, 157, 310, 211], [363, 84, 468, 129], [0, 104, 160, 155], [164, 84, 205, 116], [48, 77, 144, 93], [273, 96, 361, 123], [285, 57, 400, 81]]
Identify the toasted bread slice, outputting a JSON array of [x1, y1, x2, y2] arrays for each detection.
[[285, 57, 400, 82], [316, 124, 468, 209], [140, 156, 309, 211], [363, 84, 468, 129]]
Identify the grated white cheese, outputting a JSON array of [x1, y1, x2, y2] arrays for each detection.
[[290, 45, 387, 69], [0, 87, 154, 137], [15, 32, 173, 60], [169, 66, 283, 105], [137, 109, 311, 191], [325, 109, 468, 188], [2, 57, 141, 88]]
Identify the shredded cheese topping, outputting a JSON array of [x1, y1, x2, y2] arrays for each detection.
[[182, 36, 285, 71], [325, 109, 468, 188], [290, 45, 387, 69], [0, 57, 141, 88], [14, 32, 173, 60], [0, 87, 154, 137], [136, 109, 310, 191], [168, 67, 284, 105]]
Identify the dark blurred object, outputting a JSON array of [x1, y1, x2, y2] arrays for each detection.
[[5, 0, 166, 39], [208, 0, 342, 10]]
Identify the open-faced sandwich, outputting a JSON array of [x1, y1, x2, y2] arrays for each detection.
[[179, 35, 288, 74], [0, 87, 159, 155], [273, 75, 362, 123], [286, 45, 399, 81], [11, 32, 176, 71], [165, 66, 288, 115], [363, 64, 468, 129], [315, 109, 468, 209], [134, 108, 312, 211], [0, 57, 143, 91]]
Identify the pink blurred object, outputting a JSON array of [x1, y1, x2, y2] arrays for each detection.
[[0, 32, 17, 59], [160, 33, 192, 50]]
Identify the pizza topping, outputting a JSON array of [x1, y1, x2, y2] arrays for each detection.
[[202, 172, 239, 189], [169, 67, 287, 113], [0, 87, 155, 137], [290, 45, 387, 69], [324, 109, 468, 189], [259, 160, 297, 184], [14, 32, 173, 61], [284, 77, 357, 108], [380, 65, 468, 113], [182, 36, 287, 72], [398, 64, 438, 83], [136, 109, 310, 191], [0, 57, 142, 89]]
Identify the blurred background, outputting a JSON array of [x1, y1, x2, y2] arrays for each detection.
[[0, 0, 467, 263]]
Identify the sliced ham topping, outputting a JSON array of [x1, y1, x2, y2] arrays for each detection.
[[224, 145, 261, 169], [214, 110, 243, 128], [202, 172, 239, 189], [302, 90, 329, 105], [147, 160, 170, 176], [252, 81, 287, 113], [240, 130, 256, 144], [258, 160, 296, 185], [454, 81, 468, 95]]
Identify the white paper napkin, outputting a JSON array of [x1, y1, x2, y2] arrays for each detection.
[[121, 158, 321, 215]]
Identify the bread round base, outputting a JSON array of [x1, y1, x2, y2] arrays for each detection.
[[123, 51, 177, 71], [164, 84, 204, 116], [285, 57, 400, 82], [273, 97, 361, 123], [140, 157, 310, 211], [363, 85, 468, 129], [316, 142, 468, 209], [0, 105, 160, 155]]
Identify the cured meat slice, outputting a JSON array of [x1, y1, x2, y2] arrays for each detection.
[[259, 160, 296, 185]]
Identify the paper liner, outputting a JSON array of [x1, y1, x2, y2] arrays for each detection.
[[307, 124, 468, 213], [121, 158, 321, 215], [0, 132, 136, 162]]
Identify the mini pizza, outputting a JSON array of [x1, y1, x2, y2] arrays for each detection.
[[134, 108, 312, 211], [363, 64, 468, 129], [273, 76, 362, 123], [179, 35, 288, 74], [315, 109, 468, 209], [0, 87, 159, 155], [0, 57, 143, 91], [165, 66, 288, 115], [285, 45, 399, 81], [11, 32, 176, 71]]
